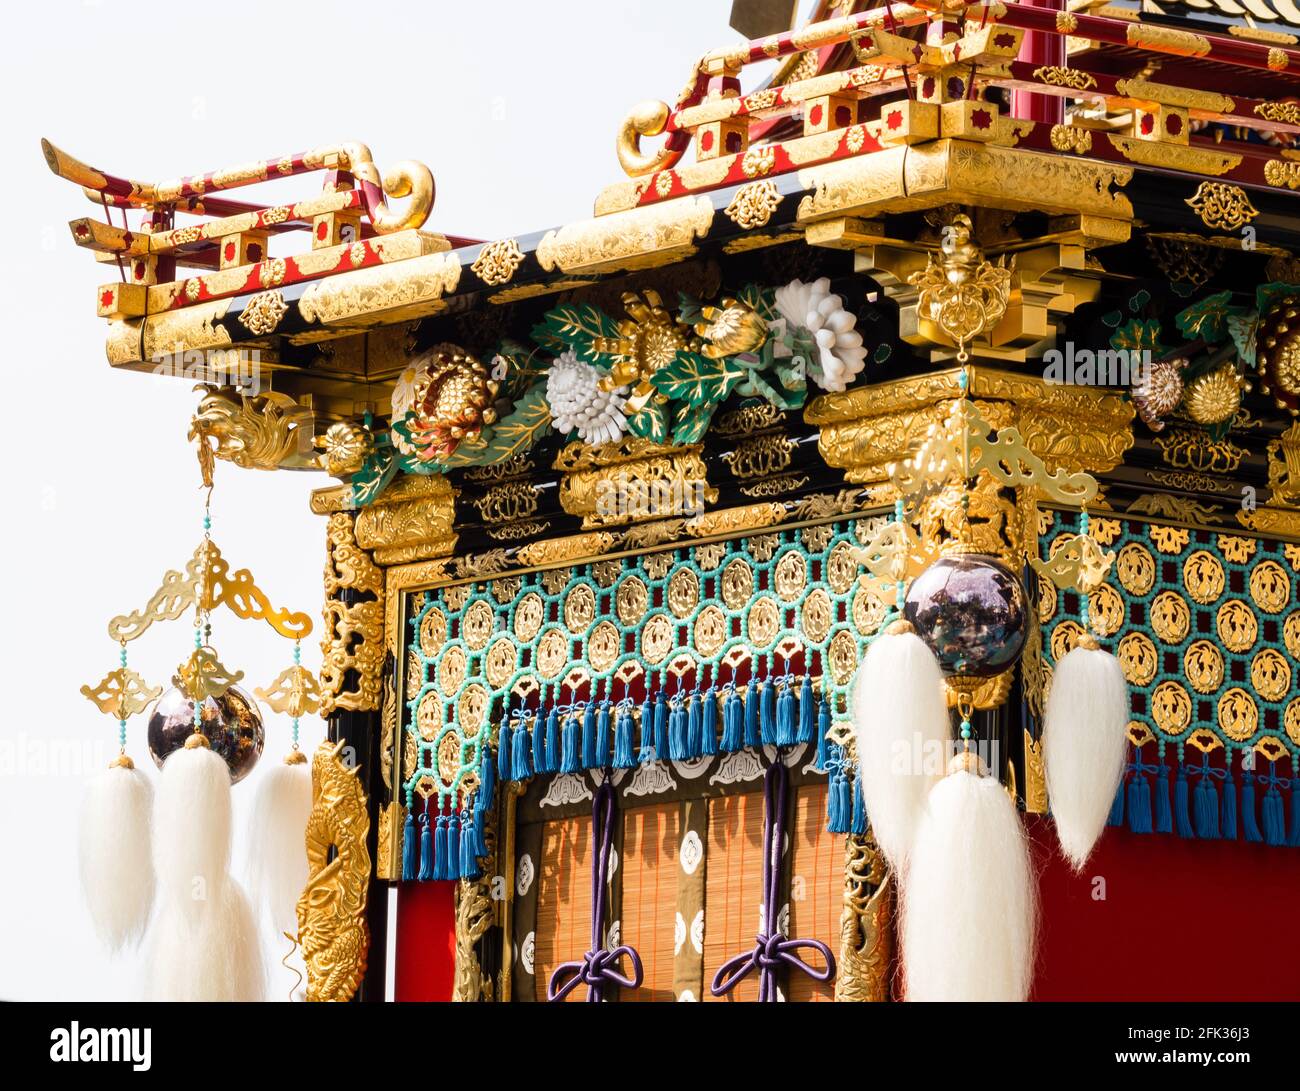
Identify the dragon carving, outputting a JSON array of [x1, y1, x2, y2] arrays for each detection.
[[296, 739, 371, 1002], [834, 831, 894, 1002]]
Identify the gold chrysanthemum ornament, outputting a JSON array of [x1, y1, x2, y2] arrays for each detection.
[[401, 345, 499, 462], [1182, 364, 1243, 425]]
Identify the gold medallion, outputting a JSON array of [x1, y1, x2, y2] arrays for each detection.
[[486, 638, 516, 689], [1183, 639, 1224, 694], [406, 648, 426, 699], [1182, 550, 1225, 604], [642, 613, 674, 664], [721, 559, 754, 610], [419, 607, 447, 656], [440, 645, 467, 698], [828, 629, 859, 685], [749, 596, 781, 647], [852, 587, 886, 638], [827, 542, 858, 594], [774, 551, 807, 602], [1216, 599, 1258, 652], [564, 583, 597, 633], [589, 620, 621, 673], [694, 605, 727, 659], [1050, 619, 1085, 663], [1218, 688, 1259, 741], [1088, 583, 1125, 638], [668, 568, 700, 619], [1251, 649, 1292, 703], [1151, 680, 1193, 736], [1285, 698, 1300, 746], [1119, 631, 1158, 686], [1285, 612, 1300, 659], [438, 733, 462, 787], [514, 592, 545, 643], [459, 683, 489, 737], [1150, 591, 1191, 644], [803, 588, 832, 644], [617, 576, 649, 626], [1250, 560, 1289, 613], [537, 628, 569, 679], [462, 599, 495, 650], [1037, 574, 1058, 623], [417, 690, 443, 741], [1116, 542, 1156, 595]]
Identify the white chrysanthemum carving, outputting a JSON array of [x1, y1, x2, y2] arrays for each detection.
[[545, 351, 629, 447], [774, 276, 868, 393]]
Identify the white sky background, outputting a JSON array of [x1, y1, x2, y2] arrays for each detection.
[[0, 0, 758, 1000]]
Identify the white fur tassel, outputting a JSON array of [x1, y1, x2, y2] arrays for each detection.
[[146, 738, 265, 1001], [246, 752, 312, 936], [902, 757, 1036, 1001], [852, 619, 952, 871], [1044, 634, 1129, 871], [79, 759, 154, 949]]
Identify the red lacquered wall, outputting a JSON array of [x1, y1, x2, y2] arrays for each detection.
[[395, 880, 456, 1002], [1029, 816, 1300, 1000], [393, 820, 1300, 1001]]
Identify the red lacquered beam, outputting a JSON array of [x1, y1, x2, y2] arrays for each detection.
[[1010, 0, 1063, 124], [982, 61, 1300, 135], [975, 0, 1300, 74]]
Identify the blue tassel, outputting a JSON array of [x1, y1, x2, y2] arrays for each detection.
[[815, 700, 831, 772], [418, 812, 434, 881], [759, 681, 776, 746], [614, 707, 636, 768], [597, 702, 612, 768], [1127, 772, 1152, 834], [1107, 777, 1125, 827], [850, 775, 867, 835], [402, 808, 418, 881], [477, 752, 495, 818], [433, 815, 449, 880], [497, 717, 513, 782], [826, 771, 840, 831], [743, 683, 760, 748], [722, 689, 742, 751], [638, 698, 656, 763], [544, 707, 560, 773], [532, 708, 547, 773], [1288, 783, 1300, 848], [1263, 781, 1286, 846], [796, 676, 814, 746], [776, 684, 795, 748], [475, 806, 489, 857], [512, 721, 532, 780], [459, 815, 475, 879], [834, 771, 852, 835], [1154, 763, 1172, 834], [560, 712, 579, 774], [446, 815, 462, 880], [668, 702, 686, 762], [654, 692, 670, 761], [686, 693, 702, 758], [700, 689, 718, 756], [1242, 773, 1262, 842], [1175, 765, 1194, 838], [1221, 767, 1238, 841], [581, 703, 599, 770], [1194, 773, 1219, 839]]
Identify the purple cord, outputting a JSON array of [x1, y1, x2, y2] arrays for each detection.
[[710, 760, 835, 1001], [547, 779, 644, 1002]]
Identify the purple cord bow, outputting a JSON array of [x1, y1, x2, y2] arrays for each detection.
[[547, 780, 644, 1002], [711, 760, 835, 1001]]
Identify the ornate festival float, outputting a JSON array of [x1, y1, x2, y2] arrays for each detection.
[[54, 0, 1300, 1001]]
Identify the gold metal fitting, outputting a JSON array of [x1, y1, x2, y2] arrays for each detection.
[[1076, 632, 1100, 652], [884, 618, 915, 636], [108, 753, 135, 770], [183, 732, 211, 750], [284, 748, 307, 765], [947, 749, 987, 776]]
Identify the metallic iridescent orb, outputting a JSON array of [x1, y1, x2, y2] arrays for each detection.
[[147, 685, 265, 783], [903, 553, 1027, 678]]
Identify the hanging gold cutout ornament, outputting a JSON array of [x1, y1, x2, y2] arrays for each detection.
[[80, 424, 314, 1000]]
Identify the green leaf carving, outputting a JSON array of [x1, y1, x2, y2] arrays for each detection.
[[626, 400, 669, 444], [349, 445, 399, 507], [531, 304, 621, 366], [671, 401, 715, 444], [1175, 291, 1242, 343], [649, 351, 745, 408], [440, 383, 552, 469]]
